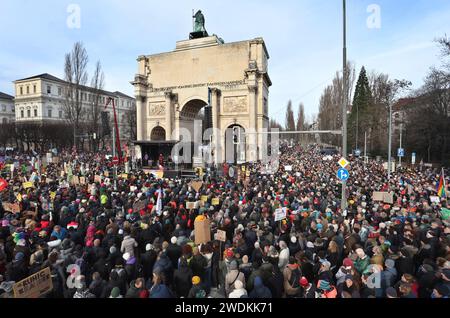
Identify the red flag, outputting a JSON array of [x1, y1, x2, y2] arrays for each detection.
[[0, 178, 8, 192]]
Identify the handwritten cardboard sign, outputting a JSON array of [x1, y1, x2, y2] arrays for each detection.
[[22, 182, 33, 189], [201, 195, 208, 203], [190, 181, 203, 193], [13, 267, 53, 298], [186, 201, 196, 210], [274, 207, 287, 222], [2, 202, 21, 213], [212, 198, 220, 206]]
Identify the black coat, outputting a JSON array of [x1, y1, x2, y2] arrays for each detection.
[[396, 256, 415, 277], [5, 260, 28, 282], [140, 250, 157, 280], [173, 266, 193, 297], [166, 244, 182, 269]]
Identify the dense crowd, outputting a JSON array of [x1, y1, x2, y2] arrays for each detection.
[[0, 143, 449, 299]]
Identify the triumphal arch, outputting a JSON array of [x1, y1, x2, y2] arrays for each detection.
[[132, 17, 271, 166]]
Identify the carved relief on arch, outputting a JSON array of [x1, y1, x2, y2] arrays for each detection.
[[148, 102, 165, 117], [223, 96, 248, 113]]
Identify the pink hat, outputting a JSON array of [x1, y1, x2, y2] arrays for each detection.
[[2, 220, 9, 227], [343, 258, 354, 267]]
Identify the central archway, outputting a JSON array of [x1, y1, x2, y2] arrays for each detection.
[[150, 126, 166, 141]]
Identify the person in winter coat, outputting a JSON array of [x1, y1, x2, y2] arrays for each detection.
[[225, 261, 246, 297], [73, 275, 96, 298], [299, 277, 316, 298], [173, 258, 193, 297], [153, 251, 174, 286], [251, 242, 263, 268], [288, 236, 301, 257], [109, 287, 123, 298], [354, 248, 370, 275], [396, 248, 415, 278], [278, 241, 290, 270], [120, 233, 138, 258], [5, 252, 28, 282], [125, 278, 145, 298], [249, 276, 272, 298], [188, 276, 207, 298], [283, 257, 301, 297], [316, 279, 337, 298], [89, 272, 107, 298], [141, 244, 158, 281], [101, 270, 124, 298], [229, 280, 247, 298], [149, 271, 174, 298], [190, 247, 207, 278], [166, 236, 182, 269]]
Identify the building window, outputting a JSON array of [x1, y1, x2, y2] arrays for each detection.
[[48, 109, 52, 118], [1, 105, 5, 112], [58, 87, 62, 96], [33, 85, 36, 93], [47, 85, 51, 94], [27, 109, 31, 117], [11, 106, 14, 112], [59, 110, 63, 118], [20, 87, 23, 95], [21, 109, 24, 118], [122, 100, 124, 107], [26, 86, 29, 94], [34, 109, 38, 117]]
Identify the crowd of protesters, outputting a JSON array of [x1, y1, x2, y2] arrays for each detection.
[[0, 143, 449, 299]]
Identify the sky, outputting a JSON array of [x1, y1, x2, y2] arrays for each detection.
[[1, 0, 449, 124]]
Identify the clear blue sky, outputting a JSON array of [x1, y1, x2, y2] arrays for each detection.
[[1, 0, 449, 124]]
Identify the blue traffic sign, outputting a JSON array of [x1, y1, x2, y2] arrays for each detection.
[[337, 168, 350, 181], [398, 148, 405, 157]]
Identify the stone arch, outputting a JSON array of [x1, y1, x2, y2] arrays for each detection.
[[180, 98, 208, 119], [150, 126, 166, 141]]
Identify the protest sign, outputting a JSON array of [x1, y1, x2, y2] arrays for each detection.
[[72, 175, 80, 185], [284, 165, 293, 171], [441, 208, 450, 221], [121, 173, 128, 179], [201, 195, 208, 203], [79, 177, 86, 185], [274, 207, 287, 221], [186, 201, 196, 210], [373, 192, 385, 202], [13, 267, 52, 298], [212, 198, 220, 206], [22, 182, 33, 189], [190, 181, 203, 193], [430, 196, 440, 204], [215, 229, 227, 242], [194, 218, 211, 244], [2, 202, 20, 213]]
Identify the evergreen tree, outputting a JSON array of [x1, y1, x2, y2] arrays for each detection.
[[348, 66, 372, 152]]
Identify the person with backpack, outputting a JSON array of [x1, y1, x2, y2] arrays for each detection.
[[224, 260, 245, 297], [283, 257, 302, 297]]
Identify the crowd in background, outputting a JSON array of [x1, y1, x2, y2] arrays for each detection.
[[0, 143, 449, 298]]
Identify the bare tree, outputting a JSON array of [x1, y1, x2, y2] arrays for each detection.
[[89, 60, 105, 151], [63, 42, 89, 149], [296, 103, 306, 143]]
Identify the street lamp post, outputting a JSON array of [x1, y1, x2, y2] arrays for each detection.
[[341, 0, 348, 212], [388, 103, 392, 179]]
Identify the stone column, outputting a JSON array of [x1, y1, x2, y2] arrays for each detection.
[[164, 92, 173, 140], [210, 88, 220, 164], [136, 96, 144, 140], [248, 85, 258, 162]]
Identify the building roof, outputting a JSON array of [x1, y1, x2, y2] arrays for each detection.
[[0, 92, 14, 100], [14, 73, 66, 84], [13, 73, 134, 100], [113, 91, 134, 99]]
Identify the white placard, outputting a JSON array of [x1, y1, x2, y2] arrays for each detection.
[[274, 207, 287, 222]]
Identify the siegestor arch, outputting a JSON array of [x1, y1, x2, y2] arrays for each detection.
[[150, 126, 166, 141], [179, 97, 208, 119]]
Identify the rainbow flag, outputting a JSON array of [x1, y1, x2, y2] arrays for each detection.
[[436, 168, 446, 198]]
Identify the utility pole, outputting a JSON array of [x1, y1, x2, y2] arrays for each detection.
[[399, 122, 403, 166], [341, 0, 348, 212], [388, 103, 392, 179], [364, 131, 367, 164], [112, 124, 117, 191]]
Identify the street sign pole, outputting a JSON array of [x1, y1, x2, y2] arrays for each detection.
[[399, 123, 403, 167], [388, 102, 392, 179], [341, 0, 348, 212]]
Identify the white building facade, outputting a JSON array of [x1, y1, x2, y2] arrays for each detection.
[[13, 73, 135, 141], [0, 92, 15, 124]]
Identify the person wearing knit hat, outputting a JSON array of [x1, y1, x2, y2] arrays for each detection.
[[109, 287, 123, 298], [386, 287, 397, 298], [192, 276, 201, 285], [139, 289, 150, 298]]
